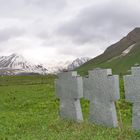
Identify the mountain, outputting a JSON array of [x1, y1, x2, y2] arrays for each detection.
[[46, 61, 71, 74], [0, 54, 48, 75], [67, 57, 91, 70], [0, 54, 90, 75], [77, 28, 140, 75], [47, 57, 91, 74]]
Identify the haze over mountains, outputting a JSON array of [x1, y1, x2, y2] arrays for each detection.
[[1, 28, 140, 75], [77, 28, 140, 75], [0, 53, 90, 75]]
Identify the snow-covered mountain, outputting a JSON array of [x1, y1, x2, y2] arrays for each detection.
[[46, 61, 71, 74], [46, 57, 91, 74], [67, 57, 91, 70], [0, 53, 48, 75], [0, 53, 91, 75]]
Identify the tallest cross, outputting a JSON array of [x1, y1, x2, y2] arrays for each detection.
[[83, 68, 120, 127]]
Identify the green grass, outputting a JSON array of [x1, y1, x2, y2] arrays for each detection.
[[0, 75, 56, 86], [0, 76, 140, 139]]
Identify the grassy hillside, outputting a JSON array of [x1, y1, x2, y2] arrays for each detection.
[[77, 42, 140, 75], [77, 28, 140, 75], [0, 76, 140, 139]]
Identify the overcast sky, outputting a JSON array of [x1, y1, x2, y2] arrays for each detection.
[[0, 0, 140, 66]]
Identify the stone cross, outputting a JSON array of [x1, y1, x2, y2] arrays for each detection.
[[124, 66, 140, 130], [55, 71, 83, 122], [83, 68, 120, 127]]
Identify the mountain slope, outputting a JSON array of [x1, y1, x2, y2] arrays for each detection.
[[67, 57, 90, 70], [0, 54, 48, 75], [47, 57, 91, 74], [77, 28, 140, 75], [0, 54, 91, 75]]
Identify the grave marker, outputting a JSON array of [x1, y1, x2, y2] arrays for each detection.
[[55, 71, 83, 122], [83, 68, 120, 127], [124, 66, 140, 130]]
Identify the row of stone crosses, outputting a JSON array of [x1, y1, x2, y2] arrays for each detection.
[[55, 66, 140, 130]]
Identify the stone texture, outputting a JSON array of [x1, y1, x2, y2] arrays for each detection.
[[55, 71, 83, 122], [124, 66, 140, 130], [83, 68, 120, 127]]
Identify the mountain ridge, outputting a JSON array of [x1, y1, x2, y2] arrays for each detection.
[[77, 27, 140, 75], [0, 53, 90, 75], [0, 53, 48, 75]]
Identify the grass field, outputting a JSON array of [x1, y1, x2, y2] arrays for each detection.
[[0, 76, 140, 140]]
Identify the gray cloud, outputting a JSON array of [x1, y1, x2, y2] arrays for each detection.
[[56, 1, 140, 45], [0, 27, 24, 42], [0, 0, 66, 18], [0, 0, 140, 64], [25, 0, 66, 9]]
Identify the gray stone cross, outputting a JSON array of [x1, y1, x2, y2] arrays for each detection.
[[83, 68, 120, 127], [55, 71, 83, 122], [124, 67, 140, 130]]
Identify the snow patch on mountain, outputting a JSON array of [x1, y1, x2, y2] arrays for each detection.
[[0, 53, 48, 75], [46, 57, 91, 74], [122, 44, 135, 56], [67, 57, 91, 70], [0, 54, 91, 75], [107, 43, 136, 63]]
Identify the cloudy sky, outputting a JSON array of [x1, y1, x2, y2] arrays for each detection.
[[0, 0, 140, 66]]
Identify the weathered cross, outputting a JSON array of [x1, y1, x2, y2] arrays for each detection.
[[124, 66, 140, 130], [55, 71, 83, 122], [83, 68, 120, 127]]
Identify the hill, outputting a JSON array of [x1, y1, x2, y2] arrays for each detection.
[[77, 28, 140, 75]]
